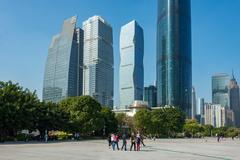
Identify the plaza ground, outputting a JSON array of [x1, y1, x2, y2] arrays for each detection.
[[0, 138, 239, 160]]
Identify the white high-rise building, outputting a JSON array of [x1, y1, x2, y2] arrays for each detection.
[[82, 16, 113, 108], [119, 20, 144, 109], [204, 104, 223, 128], [204, 103, 234, 127]]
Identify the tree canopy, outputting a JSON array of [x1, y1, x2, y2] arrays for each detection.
[[133, 107, 185, 137], [59, 96, 104, 135]]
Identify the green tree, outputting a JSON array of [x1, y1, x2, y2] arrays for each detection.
[[212, 127, 228, 137], [116, 113, 127, 127], [34, 102, 69, 138], [0, 81, 39, 140], [134, 109, 152, 134], [150, 109, 166, 136], [100, 107, 118, 136], [202, 125, 214, 137], [115, 113, 134, 133], [59, 96, 104, 135], [183, 119, 203, 138], [164, 107, 185, 137]]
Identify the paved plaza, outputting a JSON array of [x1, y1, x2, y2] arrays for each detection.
[[0, 138, 240, 160]]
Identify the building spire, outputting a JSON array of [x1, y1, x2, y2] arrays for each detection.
[[232, 69, 235, 80]]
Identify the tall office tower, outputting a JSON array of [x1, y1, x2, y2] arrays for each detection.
[[197, 98, 205, 124], [156, 0, 192, 117], [191, 87, 196, 119], [82, 16, 114, 108], [43, 16, 83, 103], [212, 74, 230, 108], [229, 72, 240, 127], [119, 20, 144, 109], [144, 85, 157, 108]]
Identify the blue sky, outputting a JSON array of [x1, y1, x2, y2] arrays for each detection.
[[1, 0, 240, 106]]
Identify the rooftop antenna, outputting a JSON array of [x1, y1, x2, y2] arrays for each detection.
[[232, 69, 235, 80]]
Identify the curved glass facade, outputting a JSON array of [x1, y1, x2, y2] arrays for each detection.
[[119, 20, 144, 109], [43, 16, 83, 103], [156, 0, 192, 117]]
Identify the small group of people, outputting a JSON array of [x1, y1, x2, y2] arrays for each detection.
[[216, 133, 224, 142], [108, 132, 145, 151]]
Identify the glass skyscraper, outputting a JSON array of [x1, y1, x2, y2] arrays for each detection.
[[197, 97, 205, 124], [229, 72, 240, 127], [156, 0, 192, 117], [119, 20, 144, 109], [192, 87, 196, 119], [82, 16, 113, 108], [43, 16, 83, 103], [144, 85, 157, 108], [212, 74, 230, 108]]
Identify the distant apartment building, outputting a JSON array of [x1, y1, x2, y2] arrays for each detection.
[[204, 103, 234, 127]]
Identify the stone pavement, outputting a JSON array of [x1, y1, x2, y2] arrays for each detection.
[[0, 138, 239, 160]]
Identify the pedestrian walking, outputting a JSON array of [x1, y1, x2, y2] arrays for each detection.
[[111, 134, 116, 151], [115, 134, 120, 150], [130, 133, 136, 151], [136, 135, 141, 151], [217, 133, 220, 142], [121, 133, 127, 151], [108, 134, 111, 149], [138, 132, 146, 146]]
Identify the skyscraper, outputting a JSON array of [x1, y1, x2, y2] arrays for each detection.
[[197, 97, 205, 124], [144, 85, 157, 108], [156, 0, 192, 117], [82, 16, 114, 108], [229, 72, 240, 127], [43, 16, 83, 103], [212, 74, 230, 108], [119, 20, 144, 109], [191, 87, 196, 119]]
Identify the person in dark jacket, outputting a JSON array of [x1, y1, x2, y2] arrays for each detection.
[[130, 133, 136, 151], [121, 133, 127, 151]]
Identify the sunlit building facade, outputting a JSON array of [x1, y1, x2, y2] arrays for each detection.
[[82, 16, 114, 108], [119, 20, 144, 109], [43, 16, 83, 103]]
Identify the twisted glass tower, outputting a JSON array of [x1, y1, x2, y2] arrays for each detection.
[[43, 16, 83, 103], [156, 0, 192, 117]]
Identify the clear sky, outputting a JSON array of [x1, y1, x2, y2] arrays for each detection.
[[1, 0, 240, 106]]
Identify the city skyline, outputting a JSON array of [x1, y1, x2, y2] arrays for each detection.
[[1, 0, 240, 106]]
